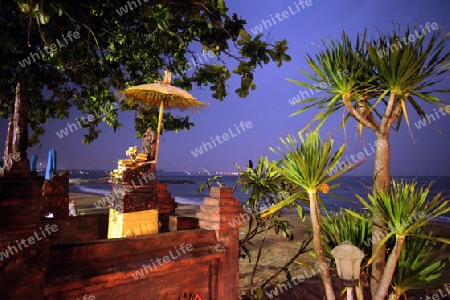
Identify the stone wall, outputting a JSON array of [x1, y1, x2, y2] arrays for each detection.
[[0, 181, 244, 300]]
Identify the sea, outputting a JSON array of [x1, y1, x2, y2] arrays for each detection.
[[67, 170, 450, 223]]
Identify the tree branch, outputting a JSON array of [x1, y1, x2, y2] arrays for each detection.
[[385, 101, 402, 132], [379, 91, 397, 135], [343, 95, 380, 132], [363, 99, 381, 128], [260, 230, 313, 289]]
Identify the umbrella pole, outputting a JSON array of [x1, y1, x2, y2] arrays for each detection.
[[154, 100, 164, 168]]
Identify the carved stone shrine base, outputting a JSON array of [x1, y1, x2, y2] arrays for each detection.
[[111, 162, 176, 232]]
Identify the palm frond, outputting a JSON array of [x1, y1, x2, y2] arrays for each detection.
[[287, 31, 375, 132], [268, 131, 356, 192], [290, 24, 450, 135], [393, 232, 450, 297], [366, 24, 450, 131], [358, 180, 450, 239], [321, 209, 372, 262]]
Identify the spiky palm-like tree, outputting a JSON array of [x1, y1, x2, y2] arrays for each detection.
[[261, 131, 355, 300], [391, 232, 450, 299], [288, 25, 450, 295], [356, 180, 450, 300]]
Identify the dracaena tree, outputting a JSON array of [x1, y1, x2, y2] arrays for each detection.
[[0, 0, 291, 145], [261, 131, 355, 300], [356, 180, 450, 300], [288, 25, 450, 295]]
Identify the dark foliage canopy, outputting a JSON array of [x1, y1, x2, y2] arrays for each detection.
[[0, 0, 291, 145]]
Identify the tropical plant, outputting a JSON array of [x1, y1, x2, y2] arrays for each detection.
[[289, 25, 450, 294], [321, 208, 373, 299], [322, 208, 450, 300], [355, 180, 450, 300], [261, 131, 356, 300], [321, 209, 372, 264], [235, 158, 310, 299], [237, 158, 305, 218], [391, 232, 450, 299], [196, 168, 225, 193], [1, 0, 291, 145]]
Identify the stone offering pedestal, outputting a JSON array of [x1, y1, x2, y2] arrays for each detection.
[[196, 187, 245, 298], [109, 161, 177, 234], [107, 209, 158, 238]]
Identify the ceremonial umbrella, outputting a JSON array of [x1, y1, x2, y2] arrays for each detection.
[[122, 70, 208, 165]]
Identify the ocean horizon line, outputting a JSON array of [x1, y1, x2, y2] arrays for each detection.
[[63, 169, 450, 177]]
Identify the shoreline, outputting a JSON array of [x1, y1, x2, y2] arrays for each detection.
[[69, 192, 201, 216], [69, 192, 450, 222], [69, 178, 196, 184]]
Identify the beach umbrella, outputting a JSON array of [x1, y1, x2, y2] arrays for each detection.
[[30, 154, 37, 172], [45, 148, 57, 180], [122, 70, 208, 165]]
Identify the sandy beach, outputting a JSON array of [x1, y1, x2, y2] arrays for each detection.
[[69, 192, 201, 216], [69, 192, 450, 299]]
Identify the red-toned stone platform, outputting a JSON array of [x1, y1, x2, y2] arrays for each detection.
[[1, 167, 244, 300], [109, 162, 177, 232]]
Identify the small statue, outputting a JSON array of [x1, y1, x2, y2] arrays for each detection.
[[125, 146, 138, 161], [142, 128, 157, 161], [162, 68, 172, 84], [69, 200, 77, 217]]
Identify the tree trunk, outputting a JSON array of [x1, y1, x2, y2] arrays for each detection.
[[370, 133, 391, 296], [373, 236, 405, 300], [3, 82, 30, 172], [309, 191, 335, 300], [12, 82, 29, 157], [3, 115, 14, 165]]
